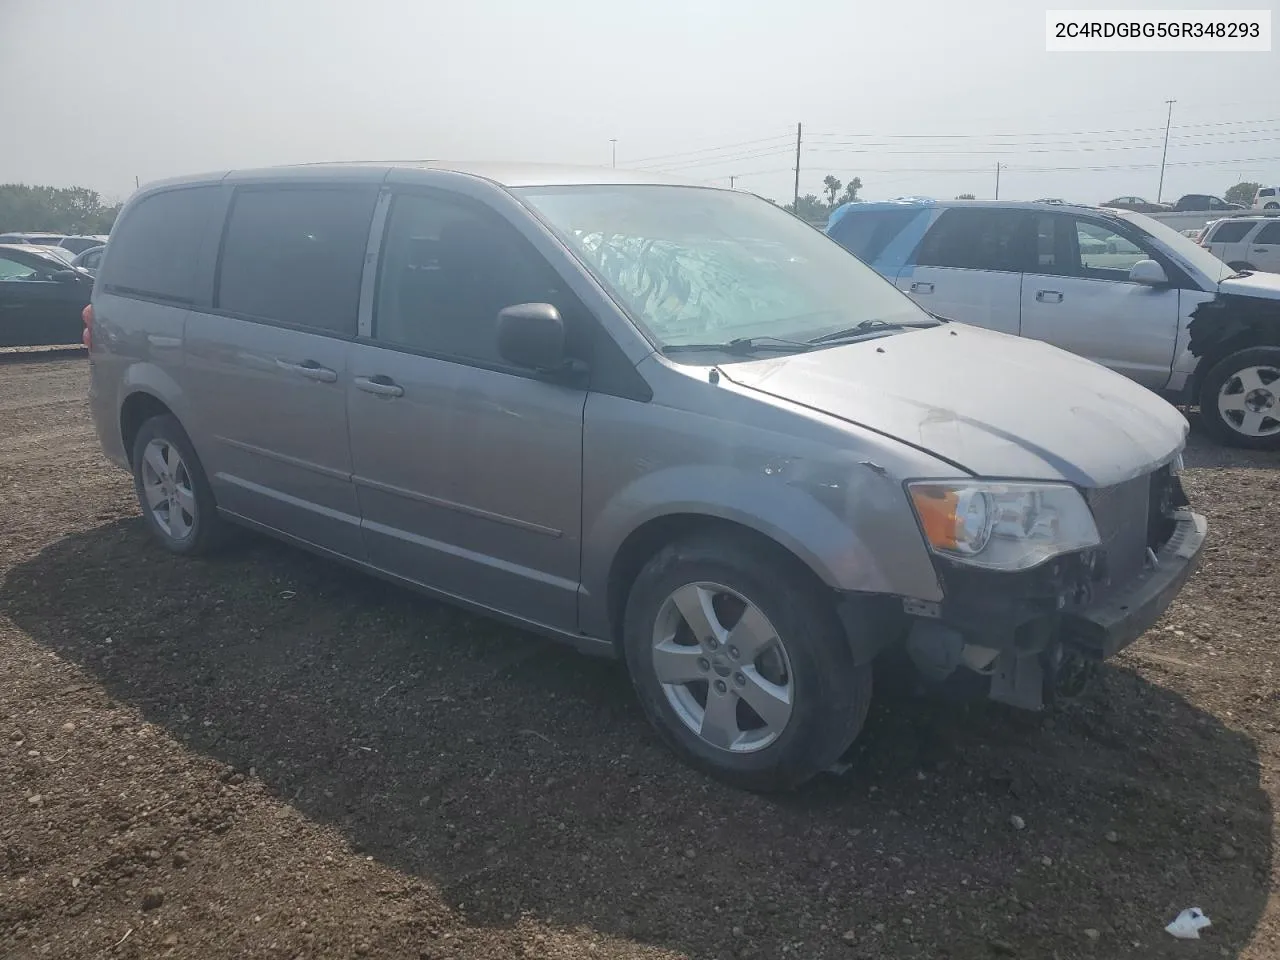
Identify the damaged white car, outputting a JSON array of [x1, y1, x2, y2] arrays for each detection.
[[827, 199, 1280, 449]]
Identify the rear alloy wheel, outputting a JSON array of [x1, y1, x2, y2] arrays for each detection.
[[1199, 347, 1280, 450], [623, 535, 872, 792], [131, 414, 225, 554]]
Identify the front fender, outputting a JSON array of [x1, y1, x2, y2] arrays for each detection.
[[578, 461, 943, 639]]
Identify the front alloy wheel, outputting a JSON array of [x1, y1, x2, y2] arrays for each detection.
[[652, 581, 794, 753], [623, 534, 873, 792]]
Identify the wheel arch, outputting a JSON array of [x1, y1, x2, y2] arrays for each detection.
[[603, 513, 831, 652], [119, 391, 176, 467]]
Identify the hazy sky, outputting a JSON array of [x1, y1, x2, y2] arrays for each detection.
[[3, 0, 1276, 206]]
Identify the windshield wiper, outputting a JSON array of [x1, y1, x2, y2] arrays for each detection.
[[662, 336, 814, 356], [807, 318, 937, 345]]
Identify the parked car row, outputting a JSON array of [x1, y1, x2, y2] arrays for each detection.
[[1100, 194, 1247, 214], [0, 232, 109, 254], [0, 243, 94, 348], [826, 197, 1280, 449]]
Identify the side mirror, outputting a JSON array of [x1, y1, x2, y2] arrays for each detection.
[[1129, 259, 1168, 286], [50, 269, 80, 283], [496, 303, 566, 371]]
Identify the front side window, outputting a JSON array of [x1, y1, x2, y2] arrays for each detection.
[[1072, 219, 1149, 280], [1255, 222, 1280, 244], [216, 186, 376, 335], [374, 192, 577, 363], [516, 185, 930, 351], [915, 208, 1028, 272]]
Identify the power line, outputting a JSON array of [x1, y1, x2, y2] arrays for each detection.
[[624, 133, 794, 166], [808, 115, 1280, 142], [640, 146, 795, 172], [802, 132, 1280, 158]]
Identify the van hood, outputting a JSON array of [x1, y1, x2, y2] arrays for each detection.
[[718, 324, 1187, 488], [1219, 269, 1280, 301]]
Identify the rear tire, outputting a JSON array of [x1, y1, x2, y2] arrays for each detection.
[[131, 414, 226, 555], [622, 533, 872, 792], [1198, 346, 1280, 450], [1265, 202, 1279, 210]]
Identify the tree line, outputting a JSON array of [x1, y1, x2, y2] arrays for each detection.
[[0, 184, 122, 236]]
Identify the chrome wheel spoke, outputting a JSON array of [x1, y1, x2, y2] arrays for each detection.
[[1236, 367, 1266, 394], [1239, 409, 1269, 436], [698, 687, 741, 750], [164, 442, 182, 476], [670, 583, 724, 645], [726, 603, 776, 662], [143, 443, 168, 482], [173, 484, 197, 518], [653, 641, 708, 685], [737, 666, 793, 734], [168, 499, 193, 538], [142, 479, 167, 510], [1218, 391, 1249, 413]]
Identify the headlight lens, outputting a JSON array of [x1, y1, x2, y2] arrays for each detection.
[[907, 481, 1100, 571]]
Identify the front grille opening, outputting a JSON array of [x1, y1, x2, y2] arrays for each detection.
[[1146, 467, 1187, 551]]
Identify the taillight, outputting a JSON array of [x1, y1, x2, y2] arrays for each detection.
[[82, 303, 94, 351]]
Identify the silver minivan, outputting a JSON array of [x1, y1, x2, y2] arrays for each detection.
[[87, 163, 1207, 791]]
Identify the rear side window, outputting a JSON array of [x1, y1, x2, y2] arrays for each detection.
[[915, 208, 1027, 272], [99, 186, 219, 303], [827, 209, 921, 264], [216, 186, 377, 335], [1256, 222, 1280, 244], [1208, 221, 1253, 243], [1259, 188, 1276, 198]]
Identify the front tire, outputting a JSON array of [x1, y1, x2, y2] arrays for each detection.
[[1198, 346, 1280, 450], [131, 414, 225, 555], [622, 534, 872, 792]]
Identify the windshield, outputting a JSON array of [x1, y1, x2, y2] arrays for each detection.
[[514, 184, 931, 352], [1118, 210, 1233, 284]]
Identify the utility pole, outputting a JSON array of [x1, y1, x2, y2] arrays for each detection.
[[1157, 100, 1175, 203], [793, 122, 802, 209], [134, 176, 140, 190], [610, 139, 617, 169], [994, 163, 1002, 200], [729, 175, 738, 188]]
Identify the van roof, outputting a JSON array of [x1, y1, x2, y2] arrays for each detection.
[[135, 161, 706, 193]]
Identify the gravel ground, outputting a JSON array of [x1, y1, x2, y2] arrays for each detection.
[[1, 352, 1277, 960]]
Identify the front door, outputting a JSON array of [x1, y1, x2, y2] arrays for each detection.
[[183, 184, 378, 556], [347, 189, 587, 631], [895, 207, 1027, 335], [1018, 213, 1180, 390]]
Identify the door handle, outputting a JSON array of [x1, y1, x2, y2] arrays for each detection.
[[276, 358, 338, 382], [354, 375, 404, 398], [1254, 247, 1270, 253], [1036, 290, 1064, 303], [910, 281, 934, 294]]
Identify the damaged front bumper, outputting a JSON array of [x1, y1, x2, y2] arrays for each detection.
[[896, 508, 1208, 711]]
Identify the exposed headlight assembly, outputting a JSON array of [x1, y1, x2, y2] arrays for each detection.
[[907, 481, 1100, 572]]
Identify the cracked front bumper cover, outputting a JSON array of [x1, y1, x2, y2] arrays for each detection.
[[1062, 509, 1208, 659]]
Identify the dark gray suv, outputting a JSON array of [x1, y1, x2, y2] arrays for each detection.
[[87, 162, 1207, 790]]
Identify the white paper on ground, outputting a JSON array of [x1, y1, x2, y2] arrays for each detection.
[[1165, 907, 1212, 940]]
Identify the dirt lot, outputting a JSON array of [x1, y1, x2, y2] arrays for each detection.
[[1, 352, 1277, 960]]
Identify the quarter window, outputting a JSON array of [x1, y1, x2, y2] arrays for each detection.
[[99, 186, 218, 303], [216, 187, 377, 335]]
